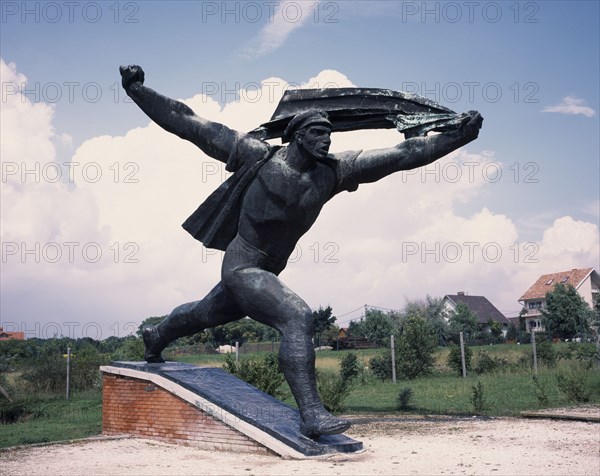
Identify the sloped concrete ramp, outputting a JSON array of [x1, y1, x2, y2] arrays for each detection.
[[101, 361, 362, 458]]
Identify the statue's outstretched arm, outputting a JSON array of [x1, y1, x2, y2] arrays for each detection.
[[352, 111, 483, 184], [120, 65, 237, 163]]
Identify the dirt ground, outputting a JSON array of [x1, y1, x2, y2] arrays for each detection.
[[2, 414, 599, 476]]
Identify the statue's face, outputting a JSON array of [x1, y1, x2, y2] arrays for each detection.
[[299, 125, 332, 159]]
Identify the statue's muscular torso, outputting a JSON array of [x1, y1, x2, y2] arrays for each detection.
[[238, 148, 337, 263]]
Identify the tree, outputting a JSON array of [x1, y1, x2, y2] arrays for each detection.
[[488, 320, 503, 342], [542, 283, 592, 340], [403, 295, 448, 345], [506, 323, 518, 342], [591, 293, 600, 337], [396, 316, 437, 379], [447, 344, 472, 376], [448, 302, 478, 343], [313, 306, 336, 347], [350, 309, 397, 347]]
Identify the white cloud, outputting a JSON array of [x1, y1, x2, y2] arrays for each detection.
[[2, 59, 599, 337], [243, 1, 318, 59], [542, 96, 596, 117]]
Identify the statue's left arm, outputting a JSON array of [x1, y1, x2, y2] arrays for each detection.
[[352, 111, 483, 184]]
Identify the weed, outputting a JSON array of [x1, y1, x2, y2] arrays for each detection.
[[470, 381, 486, 414]]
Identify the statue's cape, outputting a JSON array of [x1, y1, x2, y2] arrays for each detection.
[[182, 146, 281, 251]]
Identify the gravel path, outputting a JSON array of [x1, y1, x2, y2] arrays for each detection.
[[2, 414, 599, 475]]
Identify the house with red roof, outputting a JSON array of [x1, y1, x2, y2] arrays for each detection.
[[0, 326, 25, 341], [518, 267, 599, 332]]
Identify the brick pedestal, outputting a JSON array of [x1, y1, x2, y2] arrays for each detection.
[[102, 373, 268, 453]]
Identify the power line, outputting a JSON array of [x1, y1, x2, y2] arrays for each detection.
[[335, 305, 365, 318]]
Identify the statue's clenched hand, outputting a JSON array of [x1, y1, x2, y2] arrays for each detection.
[[119, 65, 145, 91], [457, 110, 484, 141]]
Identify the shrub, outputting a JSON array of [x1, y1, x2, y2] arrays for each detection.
[[474, 350, 508, 375], [340, 352, 362, 383], [22, 354, 68, 393], [573, 343, 600, 369], [369, 352, 392, 381], [556, 365, 593, 403], [223, 352, 287, 400], [532, 375, 550, 406], [397, 388, 413, 411], [471, 381, 486, 413], [111, 337, 145, 361], [396, 316, 437, 379], [535, 338, 557, 367], [317, 371, 350, 414], [447, 344, 472, 376]]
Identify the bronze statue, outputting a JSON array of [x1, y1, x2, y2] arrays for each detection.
[[120, 65, 483, 438]]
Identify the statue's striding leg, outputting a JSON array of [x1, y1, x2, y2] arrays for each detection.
[[222, 264, 350, 438], [143, 282, 243, 363]]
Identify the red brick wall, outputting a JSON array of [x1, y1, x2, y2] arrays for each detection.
[[102, 373, 270, 454]]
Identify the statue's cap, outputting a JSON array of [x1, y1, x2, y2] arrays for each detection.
[[282, 110, 332, 143]]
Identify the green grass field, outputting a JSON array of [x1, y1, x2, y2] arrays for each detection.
[[0, 391, 102, 448], [1, 344, 598, 448]]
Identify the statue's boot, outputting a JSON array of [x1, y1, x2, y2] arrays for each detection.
[[142, 325, 167, 363], [279, 338, 352, 439], [299, 404, 351, 438]]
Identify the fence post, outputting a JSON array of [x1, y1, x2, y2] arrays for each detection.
[[390, 335, 397, 384], [66, 347, 71, 400], [235, 341, 240, 369], [531, 331, 538, 374], [459, 332, 467, 378]]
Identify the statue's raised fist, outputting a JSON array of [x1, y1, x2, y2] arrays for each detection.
[[119, 65, 145, 90]]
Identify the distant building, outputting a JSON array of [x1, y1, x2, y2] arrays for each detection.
[[0, 326, 25, 341], [442, 292, 511, 334], [518, 267, 599, 332]]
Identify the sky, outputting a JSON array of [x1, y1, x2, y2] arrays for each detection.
[[1, 0, 599, 339]]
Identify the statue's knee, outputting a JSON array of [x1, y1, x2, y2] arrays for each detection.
[[295, 309, 315, 335], [221, 266, 242, 291]]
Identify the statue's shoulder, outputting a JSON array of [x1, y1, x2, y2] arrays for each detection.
[[322, 149, 363, 194]]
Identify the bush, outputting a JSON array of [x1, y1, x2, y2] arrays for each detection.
[[532, 375, 550, 405], [535, 338, 557, 367], [223, 352, 287, 400], [397, 388, 413, 411], [556, 365, 593, 403], [340, 352, 362, 383], [70, 345, 105, 390], [22, 354, 67, 393], [396, 316, 437, 379], [369, 352, 392, 381], [111, 337, 145, 361], [474, 350, 508, 375], [447, 344, 472, 376], [471, 381, 486, 413], [317, 371, 350, 414]]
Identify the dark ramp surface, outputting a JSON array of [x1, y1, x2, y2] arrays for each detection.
[[110, 361, 363, 457]]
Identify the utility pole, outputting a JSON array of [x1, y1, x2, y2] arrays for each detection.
[[459, 332, 467, 378], [66, 347, 71, 400], [390, 335, 397, 384]]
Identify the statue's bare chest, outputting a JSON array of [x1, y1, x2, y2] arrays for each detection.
[[243, 156, 335, 225]]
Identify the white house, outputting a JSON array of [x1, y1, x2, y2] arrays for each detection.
[[518, 267, 600, 332], [442, 292, 511, 334]]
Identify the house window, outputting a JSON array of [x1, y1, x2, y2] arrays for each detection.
[[545, 279, 553, 285], [528, 301, 543, 310], [561, 276, 569, 283]]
